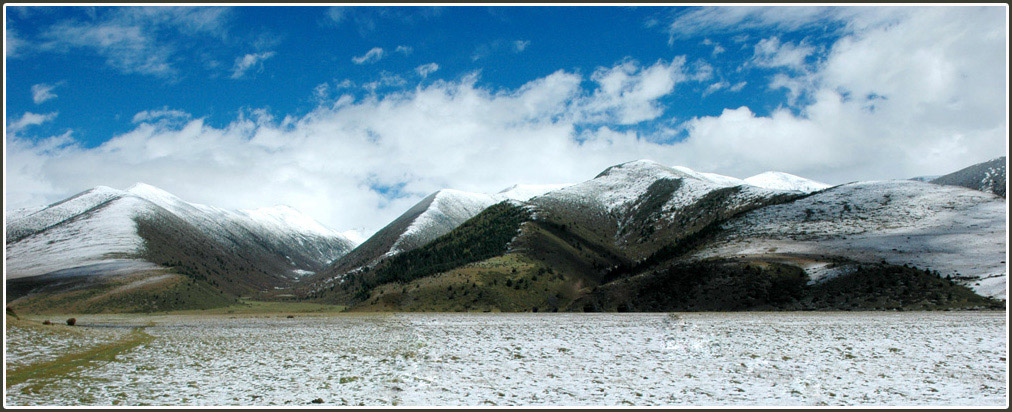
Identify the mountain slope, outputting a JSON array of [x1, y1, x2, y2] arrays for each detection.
[[312, 184, 570, 287], [930, 156, 1006, 197], [330, 160, 1005, 311], [6, 184, 356, 310], [331, 161, 806, 309], [527, 160, 797, 261], [694, 180, 1007, 299]]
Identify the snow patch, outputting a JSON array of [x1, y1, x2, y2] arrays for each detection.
[[744, 171, 830, 193]]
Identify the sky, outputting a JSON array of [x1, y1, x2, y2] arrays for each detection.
[[4, 5, 1009, 241]]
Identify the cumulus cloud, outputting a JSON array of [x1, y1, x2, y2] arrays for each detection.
[[31, 83, 61, 104], [230, 51, 275, 79], [351, 47, 384, 64], [677, 6, 1007, 183], [584, 57, 689, 124], [415, 63, 440, 78]]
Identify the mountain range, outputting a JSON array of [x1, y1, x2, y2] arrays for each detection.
[[4, 157, 1007, 313]]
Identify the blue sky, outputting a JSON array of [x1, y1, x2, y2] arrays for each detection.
[[6, 6, 838, 145], [4, 5, 1007, 238]]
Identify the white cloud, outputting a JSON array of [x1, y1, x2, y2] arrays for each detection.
[[514, 40, 530, 52], [701, 38, 724, 55], [132, 108, 191, 124], [5, 27, 26, 58], [668, 6, 843, 40], [751, 36, 815, 70], [395, 45, 413, 55], [704, 81, 729, 96], [584, 57, 689, 124], [729, 81, 747, 92], [31, 83, 61, 104], [325, 7, 346, 25], [230, 51, 275, 79], [415, 63, 440, 78], [7, 112, 58, 133], [677, 6, 1007, 183], [313, 82, 330, 101], [351, 47, 384, 64], [34, 7, 231, 77]]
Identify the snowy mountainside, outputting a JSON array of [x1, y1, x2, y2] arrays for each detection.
[[5, 184, 356, 284], [6, 186, 124, 244], [124, 183, 356, 278], [5, 194, 162, 280], [527, 160, 794, 259], [697, 180, 1007, 299], [671, 166, 746, 187], [317, 184, 570, 281], [744, 171, 831, 193], [497, 183, 573, 201], [931, 156, 1006, 198]]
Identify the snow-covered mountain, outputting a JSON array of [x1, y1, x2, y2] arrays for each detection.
[[930, 156, 1006, 198], [671, 166, 746, 187], [698, 180, 1007, 299], [314, 184, 571, 283], [744, 171, 831, 193], [5, 184, 357, 289], [325, 159, 1005, 310], [527, 160, 796, 259]]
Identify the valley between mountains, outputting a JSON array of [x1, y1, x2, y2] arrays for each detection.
[[4, 157, 1007, 314]]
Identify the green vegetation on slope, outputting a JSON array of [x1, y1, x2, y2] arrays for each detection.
[[8, 272, 235, 314], [806, 265, 1002, 310], [578, 260, 1002, 312], [351, 254, 580, 312], [346, 202, 531, 299], [135, 214, 288, 295]]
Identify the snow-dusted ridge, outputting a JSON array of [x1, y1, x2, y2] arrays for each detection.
[[744, 171, 831, 193], [318, 182, 574, 282], [699, 179, 1007, 299], [6, 183, 356, 281]]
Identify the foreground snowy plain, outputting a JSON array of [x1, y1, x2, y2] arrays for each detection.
[[4, 312, 1007, 406]]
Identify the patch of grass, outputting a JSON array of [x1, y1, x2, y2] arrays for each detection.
[[5, 327, 154, 391], [8, 272, 236, 314], [165, 299, 347, 315], [351, 254, 580, 312]]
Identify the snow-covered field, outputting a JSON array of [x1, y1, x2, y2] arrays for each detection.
[[4, 312, 1006, 406], [4, 322, 131, 371]]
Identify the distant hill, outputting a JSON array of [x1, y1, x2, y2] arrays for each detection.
[[931, 156, 1006, 197], [5, 184, 356, 313]]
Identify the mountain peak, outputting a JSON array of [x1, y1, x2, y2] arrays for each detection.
[[670, 166, 746, 187], [126, 182, 182, 202], [595, 159, 673, 179], [744, 171, 830, 193]]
